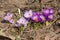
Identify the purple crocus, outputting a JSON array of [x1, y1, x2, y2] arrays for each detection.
[[39, 14, 46, 22], [24, 10, 33, 19], [43, 8, 54, 17], [42, 8, 54, 21], [47, 14, 54, 21], [15, 17, 28, 27], [3, 12, 14, 23], [31, 12, 40, 22]]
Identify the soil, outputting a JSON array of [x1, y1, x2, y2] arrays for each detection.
[[0, 0, 60, 40]]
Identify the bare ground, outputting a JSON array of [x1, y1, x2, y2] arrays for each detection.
[[0, 0, 60, 40]]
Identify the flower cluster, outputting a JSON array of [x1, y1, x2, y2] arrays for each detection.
[[43, 8, 54, 21], [24, 8, 54, 23], [3, 8, 54, 27], [3, 12, 14, 24]]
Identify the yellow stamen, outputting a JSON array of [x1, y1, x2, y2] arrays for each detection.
[[42, 18, 45, 21], [35, 18, 38, 22]]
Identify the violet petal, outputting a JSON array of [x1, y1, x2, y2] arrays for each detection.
[[43, 8, 54, 17], [39, 14, 46, 22], [9, 19, 14, 23], [16, 17, 28, 27], [31, 12, 40, 22], [24, 10, 33, 18]]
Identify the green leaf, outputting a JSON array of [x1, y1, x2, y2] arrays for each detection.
[[20, 27, 26, 31], [34, 23, 39, 31]]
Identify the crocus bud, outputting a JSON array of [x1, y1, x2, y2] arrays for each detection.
[[15, 17, 28, 27], [24, 10, 33, 19], [31, 12, 40, 22]]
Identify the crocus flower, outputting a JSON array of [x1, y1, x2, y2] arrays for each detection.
[[31, 12, 40, 22], [24, 10, 33, 19], [39, 14, 46, 22], [3, 13, 14, 23], [47, 14, 54, 21], [43, 8, 54, 17], [15, 17, 28, 27]]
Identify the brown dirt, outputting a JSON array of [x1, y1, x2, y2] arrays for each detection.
[[0, 0, 60, 40]]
